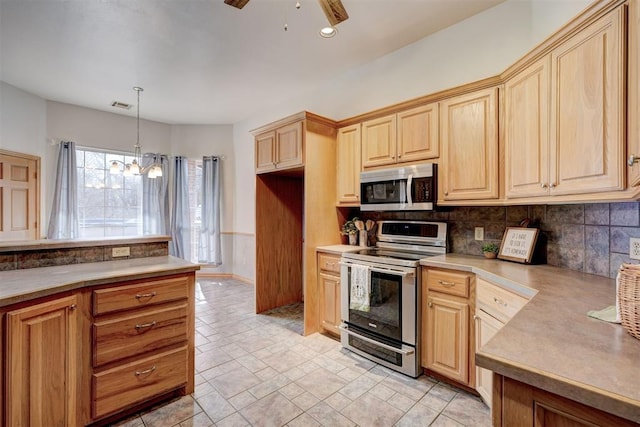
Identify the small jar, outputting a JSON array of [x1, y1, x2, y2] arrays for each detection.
[[348, 233, 357, 245]]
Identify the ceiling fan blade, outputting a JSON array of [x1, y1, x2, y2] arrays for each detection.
[[224, 0, 250, 9], [318, 0, 349, 26]]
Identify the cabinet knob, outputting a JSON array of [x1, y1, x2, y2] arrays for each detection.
[[541, 183, 548, 189], [444, 191, 448, 196], [629, 154, 640, 167], [428, 301, 433, 308], [549, 183, 556, 189], [69, 304, 77, 311], [473, 314, 478, 320]]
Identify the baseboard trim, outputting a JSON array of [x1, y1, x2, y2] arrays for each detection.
[[196, 272, 254, 285]]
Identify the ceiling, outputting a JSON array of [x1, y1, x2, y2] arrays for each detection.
[[0, 0, 505, 125]]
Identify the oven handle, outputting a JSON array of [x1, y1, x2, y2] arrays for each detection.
[[339, 262, 414, 278], [339, 324, 415, 356], [406, 174, 413, 206]]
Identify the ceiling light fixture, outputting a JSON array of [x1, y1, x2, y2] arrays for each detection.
[[109, 86, 163, 179], [319, 26, 337, 38]]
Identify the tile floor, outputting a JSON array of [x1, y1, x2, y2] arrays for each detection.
[[114, 278, 491, 427]]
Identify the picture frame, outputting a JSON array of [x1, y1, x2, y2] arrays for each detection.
[[498, 227, 540, 264]]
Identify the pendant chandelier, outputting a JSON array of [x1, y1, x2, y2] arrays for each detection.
[[109, 86, 163, 178]]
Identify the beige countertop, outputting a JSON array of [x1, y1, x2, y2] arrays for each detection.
[[316, 244, 363, 254], [0, 255, 199, 307], [421, 254, 640, 423], [0, 235, 171, 252]]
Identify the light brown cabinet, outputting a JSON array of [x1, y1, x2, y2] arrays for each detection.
[[474, 277, 529, 409], [317, 251, 341, 336], [422, 268, 475, 387], [493, 375, 638, 427], [6, 294, 80, 427], [336, 124, 361, 205], [361, 103, 438, 169], [91, 274, 193, 420], [439, 87, 499, 202], [255, 121, 303, 173], [550, 7, 625, 196]]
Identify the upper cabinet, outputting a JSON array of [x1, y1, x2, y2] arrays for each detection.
[[549, 6, 625, 196], [361, 114, 397, 168], [439, 87, 499, 202], [628, 0, 640, 186], [505, 57, 551, 198], [255, 121, 303, 174], [361, 103, 439, 169], [336, 124, 361, 205]]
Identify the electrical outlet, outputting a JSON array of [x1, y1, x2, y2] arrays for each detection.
[[112, 246, 130, 257], [475, 227, 484, 241], [631, 238, 640, 260]]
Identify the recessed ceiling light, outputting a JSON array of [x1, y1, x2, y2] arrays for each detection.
[[319, 26, 337, 38]]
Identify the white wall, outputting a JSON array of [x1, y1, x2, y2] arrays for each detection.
[[0, 81, 48, 235]]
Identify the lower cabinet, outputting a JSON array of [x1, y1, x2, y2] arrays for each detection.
[[422, 268, 475, 388], [474, 277, 529, 409], [317, 251, 342, 336], [5, 294, 80, 427], [3, 271, 195, 426], [493, 375, 638, 427]]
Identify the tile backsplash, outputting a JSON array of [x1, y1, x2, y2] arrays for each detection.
[[359, 202, 640, 279]]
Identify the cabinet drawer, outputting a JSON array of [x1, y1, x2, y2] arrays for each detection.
[[426, 269, 471, 298], [92, 346, 188, 419], [318, 253, 341, 274], [94, 276, 188, 315], [93, 302, 188, 367], [477, 278, 528, 323]]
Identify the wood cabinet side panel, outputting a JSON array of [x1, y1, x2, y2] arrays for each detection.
[[629, 0, 640, 186]]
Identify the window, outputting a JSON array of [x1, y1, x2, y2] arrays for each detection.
[[76, 147, 143, 238]]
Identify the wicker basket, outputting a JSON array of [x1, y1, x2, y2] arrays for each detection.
[[618, 264, 640, 340]]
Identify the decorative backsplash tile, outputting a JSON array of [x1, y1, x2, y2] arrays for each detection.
[[1, 241, 169, 271], [360, 202, 640, 279]]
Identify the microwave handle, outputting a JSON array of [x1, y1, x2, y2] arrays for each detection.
[[406, 174, 413, 206]]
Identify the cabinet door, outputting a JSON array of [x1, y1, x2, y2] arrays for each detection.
[[255, 131, 276, 173], [504, 57, 551, 199], [550, 7, 625, 195], [426, 294, 469, 384], [440, 87, 499, 201], [629, 0, 640, 186], [336, 124, 361, 205], [275, 121, 303, 170], [319, 272, 341, 336], [475, 309, 504, 408], [362, 115, 397, 168], [0, 151, 39, 240], [6, 295, 79, 427], [397, 103, 439, 163]]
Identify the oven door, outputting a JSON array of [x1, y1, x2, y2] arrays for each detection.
[[340, 260, 417, 346]]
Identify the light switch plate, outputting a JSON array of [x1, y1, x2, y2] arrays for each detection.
[[475, 227, 484, 241], [112, 246, 131, 257], [630, 238, 640, 260]]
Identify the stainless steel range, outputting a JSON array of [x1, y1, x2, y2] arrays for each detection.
[[339, 220, 447, 377]]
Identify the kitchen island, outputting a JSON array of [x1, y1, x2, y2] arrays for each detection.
[[421, 254, 640, 425], [0, 255, 200, 426]]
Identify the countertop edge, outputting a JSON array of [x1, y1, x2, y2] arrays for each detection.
[[0, 235, 172, 252], [0, 256, 200, 308]]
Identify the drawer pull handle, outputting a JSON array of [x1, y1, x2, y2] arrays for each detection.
[[438, 280, 456, 287], [493, 297, 507, 307], [135, 365, 157, 376], [135, 321, 157, 330], [135, 292, 157, 300]]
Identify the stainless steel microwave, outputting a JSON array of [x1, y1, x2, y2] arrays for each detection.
[[360, 163, 436, 211]]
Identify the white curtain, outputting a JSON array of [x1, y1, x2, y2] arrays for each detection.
[[142, 153, 169, 235], [199, 156, 222, 265], [169, 156, 191, 260], [47, 141, 78, 239]]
